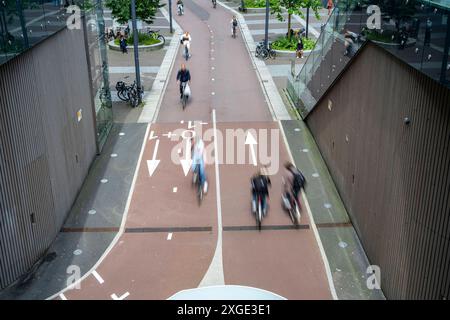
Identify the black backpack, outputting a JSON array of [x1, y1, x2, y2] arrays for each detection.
[[293, 171, 305, 190], [253, 176, 267, 193], [233, 19, 238, 27]]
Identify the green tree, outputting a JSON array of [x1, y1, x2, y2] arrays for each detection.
[[105, 0, 164, 25], [271, 0, 322, 39]]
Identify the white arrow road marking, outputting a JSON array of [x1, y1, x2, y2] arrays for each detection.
[[180, 138, 192, 176], [92, 270, 104, 284], [148, 130, 158, 140], [245, 131, 258, 166], [111, 292, 130, 300], [147, 140, 160, 177]]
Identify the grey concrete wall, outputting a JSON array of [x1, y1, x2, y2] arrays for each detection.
[[306, 42, 450, 299], [0, 26, 96, 289]]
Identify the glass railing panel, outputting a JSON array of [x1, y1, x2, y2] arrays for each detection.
[[289, 0, 450, 118], [1, 0, 27, 62], [22, 0, 49, 46]]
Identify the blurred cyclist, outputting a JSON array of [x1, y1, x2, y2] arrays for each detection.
[[251, 167, 271, 216], [191, 136, 208, 193], [180, 31, 192, 60], [284, 162, 306, 207], [176, 63, 191, 99]]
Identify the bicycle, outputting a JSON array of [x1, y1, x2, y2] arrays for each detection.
[[177, 4, 184, 15], [232, 25, 237, 38], [253, 194, 265, 231], [281, 177, 301, 226], [147, 29, 165, 44], [255, 41, 276, 60], [180, 82, 189, 110], [183, 44, 190, 61], [127, 82, 143, 108], [115, 81, 131, 102], [115, 80, 143, 107], [192, 164, 204, 205]]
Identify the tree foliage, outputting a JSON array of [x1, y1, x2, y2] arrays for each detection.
[[271, 0, 322, 39], [105, 0, 164, 25]]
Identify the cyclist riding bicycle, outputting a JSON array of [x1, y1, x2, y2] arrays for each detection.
[[176, 63, 191, 99], [231, 16, 238, 37], [177, 0, 184, 15], [251, 167, 271, 216], [284, 162, 306, 207], [191, 137, 208, 193], [180, 31, 192, 59]]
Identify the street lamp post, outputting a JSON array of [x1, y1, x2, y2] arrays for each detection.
[[131, 0, 142, 103], [264, 0, 269, 48], [306, 7, 310, 38], [168, 0, 173, 34]]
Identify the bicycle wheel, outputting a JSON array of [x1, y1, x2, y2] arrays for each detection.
[[157, 35, 165, 44], [260, 48, 269, 60], [182, 94, 187, 110], [197, 181, 203, 205], [257, 201, 262, 231], [128, 90, 137, 108], [118, 89, 129, 101], [269, 49, 276, 59], [255, 46, 262, 57]]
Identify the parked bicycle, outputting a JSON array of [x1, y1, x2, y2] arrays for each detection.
[[147, 29, 165, 44], [255, 41, 276, 60], [115, 79, 143, 108]]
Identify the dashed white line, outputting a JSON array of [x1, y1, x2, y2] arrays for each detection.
[[92, 270, 105, 284], [167, 233, 173, 240], [173, 187, 178, 193]]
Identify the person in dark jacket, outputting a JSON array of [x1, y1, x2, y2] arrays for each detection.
[[176, 63, 191, 99], [251, 167, 271, 215], [119, 35, 128, 54]]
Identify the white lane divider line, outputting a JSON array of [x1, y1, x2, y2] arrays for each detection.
[[111, 292, 130, 300], [92, 270, 105, 284], [167, 233, 173, 240], [59, 294, 67, 300], [198, 109, 225, 287]]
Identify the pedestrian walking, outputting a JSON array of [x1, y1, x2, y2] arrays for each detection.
[[119, 35, 128, 54]]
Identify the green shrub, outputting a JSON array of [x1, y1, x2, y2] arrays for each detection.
[[114, 33, 161, 46], [271, 36, 316, 51], [244, 0, 277, 8]]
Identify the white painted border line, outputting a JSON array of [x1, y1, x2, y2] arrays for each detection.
[[111, 292, 130, 300], [198, 109, 225, 287], [46, 124, 152, 300], [217, 1, 291, 121], [92, 270, 105, 284], [278, 120, 338, 300], [59, 293, 67, 300]]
